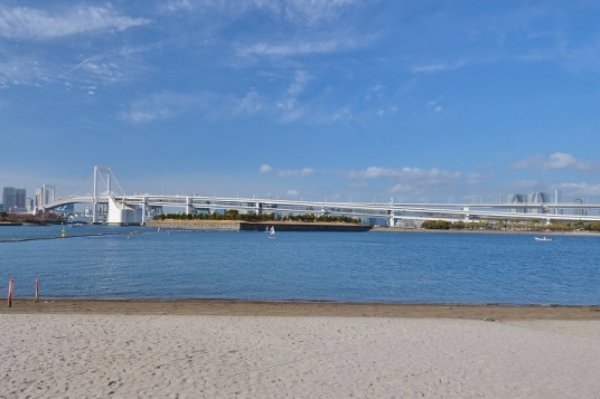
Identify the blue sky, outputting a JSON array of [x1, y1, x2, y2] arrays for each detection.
[[1, 0, 600, 203]]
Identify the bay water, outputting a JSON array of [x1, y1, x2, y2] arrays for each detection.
[[1, 225, 599, 305]]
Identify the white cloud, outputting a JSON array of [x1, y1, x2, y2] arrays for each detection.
[[278, 168, 315, 178], [512, 152, 594, 171], [349, 166, 465, 196], [259, 164, 272, 173], [286, 189, 300, 197], [349, 166, 462, 182], [0, 5, 149, 40], [544, 152, 592, 171], [390, 184, 413, 193], [557, 182, 600, 197]]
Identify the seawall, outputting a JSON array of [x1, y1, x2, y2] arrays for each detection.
[[148, 220, 372, 232]]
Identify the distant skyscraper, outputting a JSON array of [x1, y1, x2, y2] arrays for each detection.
[[35, 188, 44, 210], [15, 189, 26, 209], [508, 193, 526, 213], [2, 187, 27, 212], [2, 187, 16, 212]]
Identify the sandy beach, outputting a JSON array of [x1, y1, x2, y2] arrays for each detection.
[[2, 301, 600, 398]]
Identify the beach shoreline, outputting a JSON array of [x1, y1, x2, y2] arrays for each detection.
[[3, 298, 599, 320], [3, 310, 600, 398]]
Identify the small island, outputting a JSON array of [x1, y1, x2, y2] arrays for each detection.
[[148, 210, 373, 232], [0, 212, 63, 226]]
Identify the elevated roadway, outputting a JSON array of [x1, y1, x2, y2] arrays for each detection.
[[43, 194, 600, 225]]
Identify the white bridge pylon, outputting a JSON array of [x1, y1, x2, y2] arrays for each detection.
[[92, 166, 114, 224], [42, 166, 600, 226]]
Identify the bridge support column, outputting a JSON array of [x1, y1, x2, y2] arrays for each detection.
[[388, 210, 395, 227], [463, 207, 470, 221], [92, 166, 98, 224], [186, 197, 193, 215], [255, 202, 262, 215], [141, 197, 148, 225]]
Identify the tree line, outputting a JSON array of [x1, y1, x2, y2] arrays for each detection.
[[421, 219, 600, 232], [153, 210, 361, 224], [0, 212, 63, 224]]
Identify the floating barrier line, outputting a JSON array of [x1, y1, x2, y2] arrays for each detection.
[[0, 231, 141, 243]]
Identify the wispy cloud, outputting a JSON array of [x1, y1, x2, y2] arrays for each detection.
[[557, 182, 600, 197], [278, 168, 315, 178], [280, 0, 361, 26], [236, 38, 363, 58], [427, 100, 443, 113], [0, 56, 49, 88], [162, 0, 360, 26], [122, 88, 269, 123], [233, 88, 265, 116], [512, 152, 595, 171], [349, 166, 465, 197], [410, 60, 468, 74], [276, 70, 310, 122], [349, 166, 462, 182], [0, 5, 149, 40], [259, 164, 272, 174], [120, 92, 201, 123]]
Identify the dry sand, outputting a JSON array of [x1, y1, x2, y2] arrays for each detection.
[[2, 301, 600, 398]]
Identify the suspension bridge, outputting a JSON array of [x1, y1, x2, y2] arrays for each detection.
[[39, 167, 600, 226]]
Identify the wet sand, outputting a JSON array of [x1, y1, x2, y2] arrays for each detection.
[[2, 298, 600, 320]]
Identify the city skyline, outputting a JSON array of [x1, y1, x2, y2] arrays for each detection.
[[2, 1, 600, 202]]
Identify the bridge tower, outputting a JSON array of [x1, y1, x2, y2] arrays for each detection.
[[92, 166, 114, 224]]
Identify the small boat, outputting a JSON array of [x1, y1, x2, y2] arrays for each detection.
[[534, 236, 554, 241], [268, 226, 275, 239]]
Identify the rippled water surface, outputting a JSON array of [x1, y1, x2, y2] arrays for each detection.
[[1, 225, 599, 304]]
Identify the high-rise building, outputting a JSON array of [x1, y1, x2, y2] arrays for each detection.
[[2, 187, 27, 213], [2, 187, 16, 212], [35, 188, 44, 210], [15, 189, 26, 209]]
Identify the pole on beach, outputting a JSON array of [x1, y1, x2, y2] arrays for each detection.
[[7, 276, 14, 307], [34, 277, 40, 303]]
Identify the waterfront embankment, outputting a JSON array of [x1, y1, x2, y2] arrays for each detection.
[[148, 219, 372, 232]]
